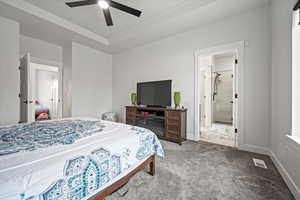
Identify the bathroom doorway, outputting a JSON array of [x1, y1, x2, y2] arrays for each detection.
[[200, 52, 235, 147], [194, 42, 244, 148]]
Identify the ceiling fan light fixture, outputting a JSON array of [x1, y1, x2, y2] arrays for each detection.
[[98, 0, 109, 9], [66, 0, 142, 26]]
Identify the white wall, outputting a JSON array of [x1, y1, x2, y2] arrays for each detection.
[[0, 16, 19, 125], [72, 42, 112, 118], [271, 0, 300, 198], [113, 5, 271, 147], [62, 43, 73, 118], [292, 9, 300, 138], [20, 35, 62, 64]]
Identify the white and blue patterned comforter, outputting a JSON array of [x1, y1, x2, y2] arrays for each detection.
[[0, 118, 164, 200]]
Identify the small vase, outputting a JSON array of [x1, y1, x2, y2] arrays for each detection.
[[131, 93, 137, 105], [174, 92, 181, 109]]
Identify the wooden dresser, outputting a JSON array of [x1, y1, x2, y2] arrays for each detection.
[[125, 106, 187, 145]]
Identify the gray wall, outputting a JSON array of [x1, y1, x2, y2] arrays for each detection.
[[62, 43, 73, 118], [0, 16, 113, 123], [271, 0, 300, 198], [62, 42, 113, 119], [20, 35, 62, 64], [113, 5, 271, 147], [72, 42, 112, 118], [293, 5, 300, 136], [0, 16, 20, 125]]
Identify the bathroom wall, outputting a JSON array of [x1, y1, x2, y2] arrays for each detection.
[[213, 53, 234, 72]]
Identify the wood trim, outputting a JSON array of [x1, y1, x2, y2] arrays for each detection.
[[92, 155, 155, 200]]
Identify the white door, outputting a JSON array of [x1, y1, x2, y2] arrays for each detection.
[[233, 53, 239, 147], [199, 56, 213, 134], [205, 58, 213, 128], [19, 54, 34, 123]]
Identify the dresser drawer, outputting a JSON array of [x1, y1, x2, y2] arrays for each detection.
[[167, 119, 179, 126], [127, 112, 136, 118], [167, 123, 180, 132], [166, 130, 179, 139], [166, 113, 181, 141], [166, 111, 181, 120], [126, 118, 136, 125], [126, 107, 136, 114]]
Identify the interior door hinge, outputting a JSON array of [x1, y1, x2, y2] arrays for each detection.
[[18, 66, 21, 70], [235, 59, 238, 64], [235, 93, 238, 99], [18, 93, 21, 98], [235, 128, 238, 133]]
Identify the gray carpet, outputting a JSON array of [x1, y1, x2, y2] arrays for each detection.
[[107, 140, 295, 200]]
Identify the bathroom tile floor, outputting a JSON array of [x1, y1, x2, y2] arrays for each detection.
[[200, 123, 235, 147]]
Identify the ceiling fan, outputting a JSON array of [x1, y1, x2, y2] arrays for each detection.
[[65, 0, 142, 26]]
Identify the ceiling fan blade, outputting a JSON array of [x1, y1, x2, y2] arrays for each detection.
[[109, 1, 142, 17], [65, 0, 98, 8], [103, 8, 113, 26]]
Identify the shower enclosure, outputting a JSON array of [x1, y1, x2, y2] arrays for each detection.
[[212, 71, 233, 125]]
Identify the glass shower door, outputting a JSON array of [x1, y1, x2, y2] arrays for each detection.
[[212, 71, 233, 125]]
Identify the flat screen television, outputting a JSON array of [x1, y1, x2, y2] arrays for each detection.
[[137, 80, 172, 108]]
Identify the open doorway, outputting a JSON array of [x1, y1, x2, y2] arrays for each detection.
[[19, 54, 62, 123], [199, 52, 236, 147], [194, 42, 244, 148], [31, 63, 59, 121]]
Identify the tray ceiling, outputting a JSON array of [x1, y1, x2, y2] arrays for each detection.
[[24, 0, 217, 38], [1, 0, 269, 53]]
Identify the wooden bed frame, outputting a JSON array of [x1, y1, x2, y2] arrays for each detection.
[[91, 155, 156, 200]]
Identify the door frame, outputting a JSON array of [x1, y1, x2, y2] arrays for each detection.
[[30, 56, 63, 119], [194, 41, 245, 148], [19, 53, 32, 123]]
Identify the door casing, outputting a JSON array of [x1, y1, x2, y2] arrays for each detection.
[[194, 41, 245, 149]]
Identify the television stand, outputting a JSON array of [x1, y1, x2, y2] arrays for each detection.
[[125, 106, 187, 145], [146, 105, 165, 108]]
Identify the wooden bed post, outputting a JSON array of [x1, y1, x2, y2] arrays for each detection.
[[149, 156, 155, 176]]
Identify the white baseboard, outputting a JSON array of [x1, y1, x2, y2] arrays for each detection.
[[238, 144, 269, 155], [238, 143, 300, 199], [268, 150, 300, 200]]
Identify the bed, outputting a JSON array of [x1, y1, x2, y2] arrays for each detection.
[[0, 118, 164, 200]]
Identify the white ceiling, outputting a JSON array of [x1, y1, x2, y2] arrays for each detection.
[[24, 0, 221, 38], [0, 0, 269, 53]]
